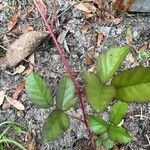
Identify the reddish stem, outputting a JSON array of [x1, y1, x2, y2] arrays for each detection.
[[33, 0, 93, 144]]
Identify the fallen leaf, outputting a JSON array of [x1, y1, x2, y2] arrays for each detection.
[[82, 23, 89, 33], [7, 8, 21, 31], [126, 27, 133, 45], [84, 12, 94, 18], [69, 1, 92, 13], [28, 54, 35, 65], [0, 91, 5, 105], [25, 131, 37, 150], [112, 0, 134, 11], [85, 54, 95, 65], [12, 80, 25, 100], [84, 2, 97, 13], [112, 17, 122, 25], [2, 101, 11, 109], [127, 53, 135, 63], [22, 26, 34, 33], [97, 33, 104, 46], [138, 42, 149, 51], [6, 96, 25, 111], [93, 0, 104, 7], [27, 5, 35, 14], [13, 65, 26, 75], [112, 145, 120, 150]]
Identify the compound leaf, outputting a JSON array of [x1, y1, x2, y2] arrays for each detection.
[[25, 72, 52, 108], [88, 115, 108, 134], [83, 72, 115, 112], [42, 110, 69, 141], [108, 125, 132, 144], [112, 66, 150, 102], [56, 76, 77, 111], [97, 47, 130, 84], [110, 101, 128, 125]]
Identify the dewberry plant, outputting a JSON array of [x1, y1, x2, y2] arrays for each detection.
[[25, 46, 150, 149]]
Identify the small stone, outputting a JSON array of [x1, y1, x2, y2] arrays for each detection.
[[133, 31, 138, 38]]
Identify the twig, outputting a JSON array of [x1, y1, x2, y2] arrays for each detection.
[[33, 0, 94, 147], [146, 134, 150, 145]]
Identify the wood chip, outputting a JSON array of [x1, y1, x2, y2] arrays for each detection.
[[6, 96, 25, 111], [0, 31, 48, 68]]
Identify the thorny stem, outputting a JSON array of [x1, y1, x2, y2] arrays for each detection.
[[33, 0, 95, 148]]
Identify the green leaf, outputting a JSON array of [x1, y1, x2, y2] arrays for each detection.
[[97, 47, 130, 84], [42, 110, 69, 141], [25, 72, 52, 108], [102, 138, 115, 150], [109, 101, 128, 125], [112, 66, 150, 102], [108, 125, 132, 144], [12, 125, 26, 135], [0, 143, 3, 150], [88, 115, 108, 134], [56, 76, 77, 111], [95, 139, 103, 147], [83, 72, 115, 112]]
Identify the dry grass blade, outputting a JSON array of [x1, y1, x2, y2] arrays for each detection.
[[0, 90, 5, 105]]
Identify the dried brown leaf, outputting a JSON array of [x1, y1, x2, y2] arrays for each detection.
[[12, 80, 25, 100], [127, 53, 135, 63], [82, 23, 89, 33], [84, 12, 94, 18], [22, 26, 34, 33], [6, 96, 25, 111], [97, 33, 104, 46], [112, 145, 120, 150], [69, 1, 92, 13], [85, 54, 94, 65], [2, 101, 11, 109], [138, 42, 149, 51], [111, 17, 122, 25], [0, 91, 5, 105], [93, 0, 103, 7], [13, 65, 26, 75], [7, 8, 21, 31], [27, 5, 35, 14], [112, 0, 134, 11]]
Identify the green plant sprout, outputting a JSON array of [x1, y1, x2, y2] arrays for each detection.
[[25, 46, 150, 149], [0, 121, 27, 150]]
